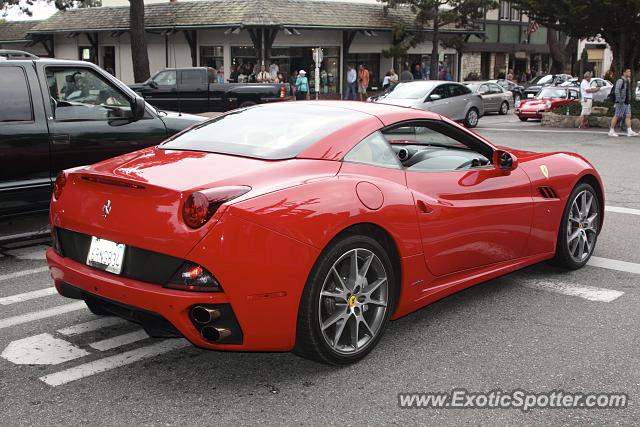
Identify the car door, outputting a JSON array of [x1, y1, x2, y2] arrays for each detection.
[[478, 83, 493, 112], [447, 83, 474, 121], [490, 83, 508, 109], [39, 64, 169, 175], [383, 120, 534, 276], [177, 69, 209, 114], [0, 63, 51, 217], [422, 84, 452, 117], [140, 70, 178, 111]]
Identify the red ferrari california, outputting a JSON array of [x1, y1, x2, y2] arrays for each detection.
[[47, 101, 603, 364]]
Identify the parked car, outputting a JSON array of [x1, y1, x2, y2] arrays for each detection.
[[370, 81, 484, 128], [515, 86, 580, 121], [47, 101, 604, 364], [523, 74, 573, 99], [491, 79, 526, 105], [130, 67, 293, 114], [464, 81, 513, 115], [0, 50, 205, 219], [560, 77, 613, 103]]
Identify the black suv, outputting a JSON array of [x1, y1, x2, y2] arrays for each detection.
[[0, 50, 205, 222]]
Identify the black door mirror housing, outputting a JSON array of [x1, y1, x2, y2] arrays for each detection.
[[132, 95, 146, 120], [493, 150, 518, 172], [148, 80, 159, 89]]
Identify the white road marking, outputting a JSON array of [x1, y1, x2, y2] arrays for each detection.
[[89, 330, 149, 351], [0, 267, 49, 282], [57, 317, 127, 336], [1, 333, 89, 365], [588, 256, 640, 275], [39, 339, 191, 387], [6, 246, 48, 261], [0, 287, 57, 305], [522, 280, 624, 302], [605, 206, 640, 216], [0, 301, 85, 330]]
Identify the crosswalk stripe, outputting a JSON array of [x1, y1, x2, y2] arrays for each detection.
[[0, 301, 85, 330], [588, 256, 640, 275], [0, 267, 49, 282], [89, 330, 149, 351], [57, 317, 127, 336], [522, 281, 624, 302], [0, 287, 57, 305], [605, 206, 640, 216], [39, 339, 191, 386]]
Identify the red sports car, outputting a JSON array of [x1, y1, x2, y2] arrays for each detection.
[[515, 87, 580, 121], [47, 101, 603, 364]]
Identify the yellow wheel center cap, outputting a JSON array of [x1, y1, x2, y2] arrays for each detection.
[[348, 295, 357, 307]]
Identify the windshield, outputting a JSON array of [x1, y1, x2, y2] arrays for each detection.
[[537, 88, 569, 99], [383, 82, 436, 99], [160, 104, 368, 160], [537, 75, 553, 85]]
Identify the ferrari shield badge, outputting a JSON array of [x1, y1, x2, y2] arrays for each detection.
[[540, 165, 549, 179]]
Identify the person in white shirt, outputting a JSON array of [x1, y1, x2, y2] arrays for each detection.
[[344, 64, 357, 100], [256, 64, 271, 83], [579, 71, 599, 129]]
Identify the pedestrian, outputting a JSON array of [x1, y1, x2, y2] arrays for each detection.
[[344, 64, 357, 100], [382, 71, 391, 90], [507, 69, 514, 81], [256, 64, 271, 83], [358, 64, 369, 101], [228, 65, 239, 83], [400, 66, 413, 82], [579, 71, 600, 129], [295, 70, 309, 100], [388, 68, 399, 85], [609, 67, 638, 137], [269, 62, 279, 81], [412, 63, 422, 80], [289, 70, 298, 99]]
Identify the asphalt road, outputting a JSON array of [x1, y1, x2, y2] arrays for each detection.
[[1, 112, 639, 425]]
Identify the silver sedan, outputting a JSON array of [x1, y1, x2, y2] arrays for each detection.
[[370, 81, 485, 128], [464, 81, 514, 115]]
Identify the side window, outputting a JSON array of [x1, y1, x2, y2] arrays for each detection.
[[490, 83, 503, 93], [46, 67, 132, 121], [569, 90, 579, 100], [479, 84, 490, 94], [382, 124, 466, 150], [344, 131, 401, 169], [181, 70, 204, 86], [431, 85, 449, 99], [449, 84, 471, 97], [152, 70, 177, 86], [0, 66, 33, 122]]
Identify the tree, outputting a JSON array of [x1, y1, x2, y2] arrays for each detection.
[[512, 0, 640, 78], [381, 0, 497, 79], [547, 29, 577, 74], [1, 0, 150, 83]]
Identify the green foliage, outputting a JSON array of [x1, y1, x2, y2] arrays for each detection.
[[551, 100, 640, 118], [0, 0, 98, 17]]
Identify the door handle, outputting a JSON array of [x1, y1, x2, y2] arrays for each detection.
[[416, 200, 433, 214], [51, 134, 70, 145]]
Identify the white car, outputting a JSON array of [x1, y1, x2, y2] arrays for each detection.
[[561, 77, 612, 103]]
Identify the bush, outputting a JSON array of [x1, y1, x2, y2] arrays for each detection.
[[550, 100, 640, 117]]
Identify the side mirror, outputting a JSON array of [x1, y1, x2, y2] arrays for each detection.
[[132, 95, 146, 120], [148, 80, 158, 89], [428, 94, 442, 101], [493, 150, 518, 172], [478, 90, 487, 95]]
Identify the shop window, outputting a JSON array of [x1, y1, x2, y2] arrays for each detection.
[[78, 46, 98, 65], [347, 53, 380, 88], [200, 46, 223, 70]]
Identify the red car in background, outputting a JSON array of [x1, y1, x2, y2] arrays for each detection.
[[515, 87, 580, 121], [47, 101, 603, 365]]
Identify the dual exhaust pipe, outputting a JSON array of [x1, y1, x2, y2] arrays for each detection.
[[191, 305, 230, 343]]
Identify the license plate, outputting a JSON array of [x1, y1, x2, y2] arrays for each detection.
[[527, 94, 534, 98], [86, 237, 126, 274]]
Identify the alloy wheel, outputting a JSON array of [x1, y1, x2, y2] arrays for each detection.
[[318, 248, 388, 355], [566, 190, 599, 263]]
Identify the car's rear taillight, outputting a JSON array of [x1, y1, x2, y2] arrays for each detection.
[[53, 171, 67, 200], [182, 185, 251, 229], [166, 262, 221, 292], [280, 85, 286, 98]]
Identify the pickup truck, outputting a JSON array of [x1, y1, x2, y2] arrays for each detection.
[[130, 67, 293, 113], [0, 50, 205, 221]]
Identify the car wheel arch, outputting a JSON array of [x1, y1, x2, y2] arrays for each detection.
[[576, 173, 605, 230]]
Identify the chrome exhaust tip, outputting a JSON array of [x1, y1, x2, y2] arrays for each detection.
[[191, 306, 221, 324], [201, 326, 232, 342]]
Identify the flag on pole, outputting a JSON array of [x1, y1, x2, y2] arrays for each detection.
[[527, 20, 540, 33]]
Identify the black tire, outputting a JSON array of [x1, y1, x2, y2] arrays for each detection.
[[464, 107, 480, 128], [519, 117, 529, 122], [294, 234, 397, 365], [551, 182, 601, 269], [84, 299, 112, 316], [499, 101, 509, 115], [238, 101, 257, 108]]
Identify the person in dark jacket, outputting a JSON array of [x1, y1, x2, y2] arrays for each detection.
[[609, 67, 638, 137]]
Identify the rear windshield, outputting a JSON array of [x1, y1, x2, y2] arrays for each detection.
[[160, 104, 367, 159]]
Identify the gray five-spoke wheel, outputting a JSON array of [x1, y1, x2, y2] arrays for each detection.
[[567, 189, 599, 262], [318, 248, 388, 355]]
